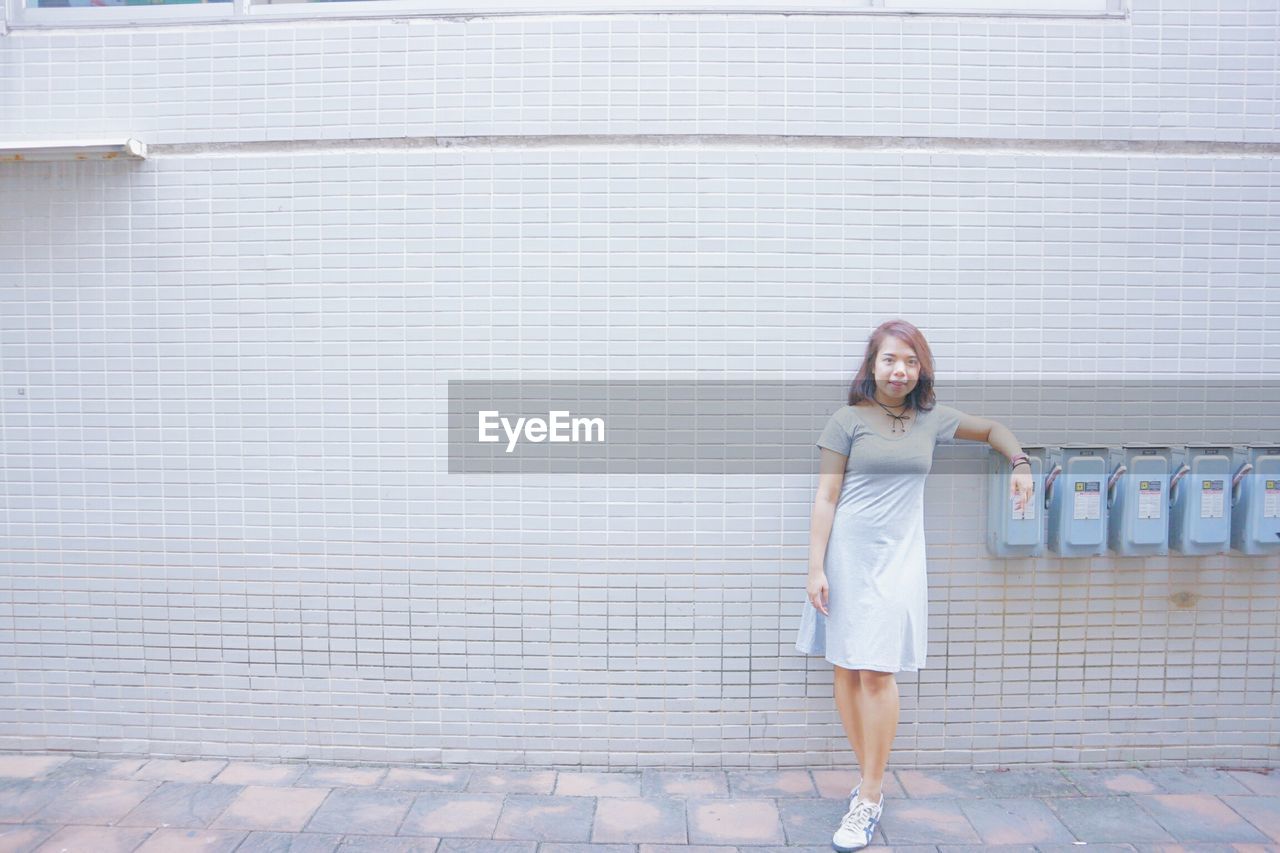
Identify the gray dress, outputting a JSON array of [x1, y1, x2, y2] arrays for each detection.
[[794, 402, 962, 673]]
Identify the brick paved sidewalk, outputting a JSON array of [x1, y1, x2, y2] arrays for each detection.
[[0, 754, 1277, 852]]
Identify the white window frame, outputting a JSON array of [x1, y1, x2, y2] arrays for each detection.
[[3, 0, 1124, 31]]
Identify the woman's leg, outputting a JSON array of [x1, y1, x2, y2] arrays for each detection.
[[832, 665, 866, 788], [851, 669, 899, 802]]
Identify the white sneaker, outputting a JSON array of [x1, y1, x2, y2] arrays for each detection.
[[848, 781, 860, 809], [832, 792, 882, 852]]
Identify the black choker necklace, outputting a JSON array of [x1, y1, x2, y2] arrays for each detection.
[[873, 397, 912, 434]]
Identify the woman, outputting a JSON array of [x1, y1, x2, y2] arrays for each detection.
[[794, 319, 1034, 852]]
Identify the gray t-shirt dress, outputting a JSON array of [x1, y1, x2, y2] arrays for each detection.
[[794, 401, 963, 673]]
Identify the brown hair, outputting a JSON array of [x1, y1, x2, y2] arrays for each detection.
[[846, 319, 939, 413]]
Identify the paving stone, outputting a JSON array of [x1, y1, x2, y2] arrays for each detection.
[[555, 771, 643, 798], [686, 798, 784, 846], [895, 769, 990, 799], [337, 836, 441, 852], [133, 758, 229, 784], [0, 824, 58, 853], [116, 780, 244, 828], [1220, 794, 1280, 842], [30, 824, 154, 853], [464, 769, 556, 795], [1063, 769, 1164, 796], [953, 797, 1076, 844], [725, 769, 817, 798], [1129, 845, 1273, 853], [932, 846, 1036, 853], [303, 787, 417, 836], [640, 770, 729, 799], [296, 766, 387, 788], [591, 796, 685, 845], [211, 785, 332, 832], [397, 793, 503, 838], [381, 768, 470, 792], [983, 770, 1079, 798], [1029, 840, 1141, 845], [436, 840, 535, 852], [1127, 793, 1268, 843], [42, 757, 148, 782], [877, 799, 982, 845], [811, 768, 906, 800], [491, 794, 596, 843], [645, 845, 752, 850], [27, 778, 159, 824], [735, 846, 853, 853], [132, 826, 248, 852], [1138, 768, 1254, 795], [536, 843, 635, 853], [1042, 796, 1176, 843], [1226, 770, 1280, 797], [776, 795, 854, 846], [0, 758, 69, 782], [0, 781, 68, 823], [234, 830, 345, 853], [213, 762, 306, 787]]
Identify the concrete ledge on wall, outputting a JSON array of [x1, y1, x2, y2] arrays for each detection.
[[0, 138, 147, 163]]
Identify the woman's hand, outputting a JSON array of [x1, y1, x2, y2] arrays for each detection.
[[1011, 468, 1035, 512], [807, 571, 829, 617]]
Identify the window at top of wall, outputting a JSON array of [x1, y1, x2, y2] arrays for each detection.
[[9, 0, 1125, 27]]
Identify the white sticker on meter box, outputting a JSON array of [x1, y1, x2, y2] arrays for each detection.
[[1138, 480, 1162, 520], [1200, 479, 1224, 519], [1073, 481, 1101, 520]]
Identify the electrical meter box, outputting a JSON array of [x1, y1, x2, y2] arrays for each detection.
[[1046, 445, 1109, 557], [986, 446, 1048, 557], [1169, 444, 1233, 556], [1230, 444, 1280, 556], [1106, 445, 1172, 556]]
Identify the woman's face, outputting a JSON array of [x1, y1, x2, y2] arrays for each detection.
[[873, 337, 920, 403]]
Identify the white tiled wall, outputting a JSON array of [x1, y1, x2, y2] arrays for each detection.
[[1, 3, 1278, 769]]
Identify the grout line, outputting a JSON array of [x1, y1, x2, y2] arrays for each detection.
[[139, 134, 1280, 159]]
